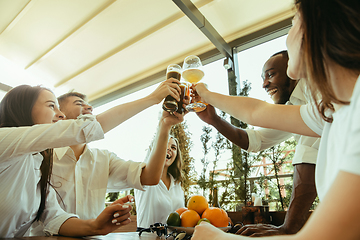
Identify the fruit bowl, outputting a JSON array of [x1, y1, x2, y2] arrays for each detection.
[[167, 225, 231, 235]]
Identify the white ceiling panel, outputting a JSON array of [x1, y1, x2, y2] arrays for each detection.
[[0, 0, 294, 105]]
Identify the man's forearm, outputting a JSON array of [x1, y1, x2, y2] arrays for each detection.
[[210, 116, 250, 150], [96, 96, 154, 134], [282, 163, 317, 234]]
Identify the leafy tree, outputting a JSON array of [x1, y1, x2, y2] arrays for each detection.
[[257, 139, 296, 210], [197, 126, 212, 196], [106, 192, 119, 202], [208, 119, 230, 205], [228, 80, 253, 206], [199, 78, 258, 209]]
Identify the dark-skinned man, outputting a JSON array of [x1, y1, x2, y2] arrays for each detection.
[[196, 50, 318, 237]]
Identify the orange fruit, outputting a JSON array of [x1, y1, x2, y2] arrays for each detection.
[[187, 195, 209, 215], [201, 207, 229, 227], [180, 209, 201, 227], [175, 207, 188, 216]]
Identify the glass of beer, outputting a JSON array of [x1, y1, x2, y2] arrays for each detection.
[[177, 82, 190, 114], [162, 64, 182, 113], [182, 55, 206, 112]]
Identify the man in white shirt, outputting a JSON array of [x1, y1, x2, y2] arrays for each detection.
[[196, 51, 319, 236], [51, 82, 186, 220], [29, 78, 183, 234]]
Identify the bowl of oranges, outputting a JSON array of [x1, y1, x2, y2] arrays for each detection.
[[166, 195, 231, 235]]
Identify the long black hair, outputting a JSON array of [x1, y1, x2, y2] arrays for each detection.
[[0, 85, 54, 221]]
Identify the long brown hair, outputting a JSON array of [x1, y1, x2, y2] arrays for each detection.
[[0, 85, 54, 221], [295, 0, 360, 122], [146, 135, 184, 183], [167, 136, 184, 183]]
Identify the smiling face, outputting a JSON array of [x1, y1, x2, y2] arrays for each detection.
[[31, 89, 65, 124], [59, 96, 93, 120], [261, 54, 297, 104], [165, 137, 178, 168]]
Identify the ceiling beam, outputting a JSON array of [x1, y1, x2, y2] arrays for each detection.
[[232, 17, 292, 53], [89, 48, 221, 107], [26, 0, 117, 71], [89, 17, 292, 107], [0, 0, 32, 36], [172, 0, 233, 60], [0, 82, 13, 92], [53, 0, 215, 89]]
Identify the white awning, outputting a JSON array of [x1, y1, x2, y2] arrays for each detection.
[[0, 0, 294, 106]]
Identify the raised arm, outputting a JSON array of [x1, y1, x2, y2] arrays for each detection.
[[195, 83, 318, 137], [0, 115, 104, 161], [140, 110, 185, 185], [96, 78, 181, 133], [196, 104, 250, 149]]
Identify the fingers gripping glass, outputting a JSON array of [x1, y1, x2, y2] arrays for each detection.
[[163, 64, 181, 113], [182, 55, 206, 113]]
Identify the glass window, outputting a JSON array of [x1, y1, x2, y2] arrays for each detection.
[[237, 35, 287, 103], [89, 58, 231, 175]]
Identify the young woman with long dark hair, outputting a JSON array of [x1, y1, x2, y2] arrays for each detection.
[[0, 78, 181, 237]]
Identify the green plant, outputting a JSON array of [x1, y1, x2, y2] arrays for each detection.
[[197, 126, 212, 196]]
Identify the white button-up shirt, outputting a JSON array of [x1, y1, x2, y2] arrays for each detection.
[[246, 80, 320, 165], [135, 175, 185, 228], [0, 115, 104, 237], [50, 146, 146, 220]]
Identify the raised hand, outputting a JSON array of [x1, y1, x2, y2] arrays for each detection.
[[147, 78, 181, 105], [193, 83, 209, 99], [196, 104, 219, 125], [160, 109, 185, 127]]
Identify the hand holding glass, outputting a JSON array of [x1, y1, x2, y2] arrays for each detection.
[[162, 64, 182, 113], [162, 64, 189, 114], [182, 55, 206, 112]]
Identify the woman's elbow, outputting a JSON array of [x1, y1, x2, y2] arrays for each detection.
[[140, 175, 161, 186]]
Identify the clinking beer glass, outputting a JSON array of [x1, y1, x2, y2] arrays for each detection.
[[162, 64, 189, 114], [182, 55, 206, 112]]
